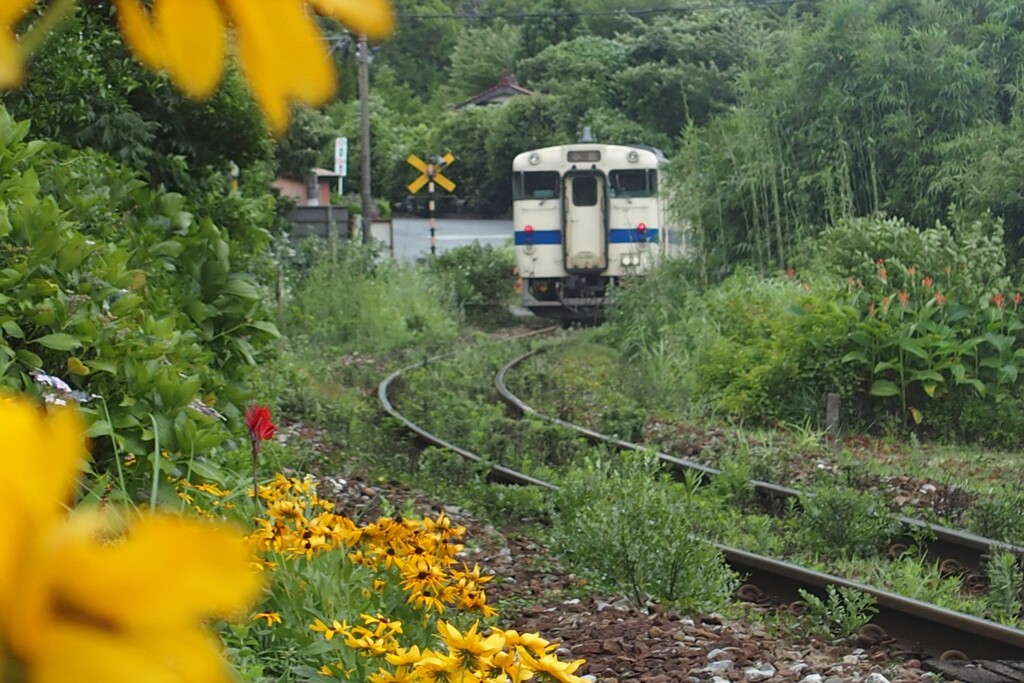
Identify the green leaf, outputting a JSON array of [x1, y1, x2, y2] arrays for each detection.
[[901, 342, 928, 361], [841, 350, 868, 364], [869, 379, 901, 397], [2, 320, 24, 339], [33, 332, 81, 351], [247, 320, 281, 338], [188, 459, 226, 481], [15, 349, 42, 368], [85, 420, 115, 438], [909, 370, 944, 383], [909, 406, 923, 424], [221, 277, 261, 301]]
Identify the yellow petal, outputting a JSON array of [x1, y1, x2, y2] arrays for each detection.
[[113, 0, 164, 70], [307, 0, 395, 42], [223, 0, 335, 135], [33, 623, 235, 683], [0, 0, 34, 89], [66, 357, 90, 376], [154, 0, 226, 98], [0, 397, 86, 519], [52, 514, 264, 629]]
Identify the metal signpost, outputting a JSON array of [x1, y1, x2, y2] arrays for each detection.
[[334, 136, 348, 195], [406, 152, 456, 257]]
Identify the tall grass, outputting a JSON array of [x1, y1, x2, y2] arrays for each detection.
[[283, 242, 459, 353]]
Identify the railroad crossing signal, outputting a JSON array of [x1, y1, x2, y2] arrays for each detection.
[[407, 153, 456, 194]]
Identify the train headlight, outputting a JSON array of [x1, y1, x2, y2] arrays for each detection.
[[528, 153, 541, 166], [621, 253, 641, 267], [627, 150, 639, 163]]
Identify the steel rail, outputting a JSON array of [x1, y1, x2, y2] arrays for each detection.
[[494, 347, 1024, 575], [377, 328, 560, 491], [378, 342, 1024, 665]]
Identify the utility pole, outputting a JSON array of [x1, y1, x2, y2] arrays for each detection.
[[358, 33, 372, 245]]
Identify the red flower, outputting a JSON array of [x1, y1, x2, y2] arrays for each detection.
[[923, 276, 934, 288], [1015, 293, 1022, 309], [994, 292, 1006, 309], [245, 404, 276, 453], [878, 266, 888, 283], [898, 291, 909, 306], [786, 267, 795, 279], [908, 265, 916, 278], [934, 291, 946, 306]]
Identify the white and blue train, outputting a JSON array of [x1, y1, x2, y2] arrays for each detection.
[[512, 141, 683, 322]]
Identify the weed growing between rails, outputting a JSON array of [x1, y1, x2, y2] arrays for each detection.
[[180, 473, 590, 682]]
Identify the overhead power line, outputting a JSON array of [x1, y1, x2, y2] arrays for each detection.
[[395, 0, 808, 21]]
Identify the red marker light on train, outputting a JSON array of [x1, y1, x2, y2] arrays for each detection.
[[525, 225, 534, 234], [637, 223, 647, 233]]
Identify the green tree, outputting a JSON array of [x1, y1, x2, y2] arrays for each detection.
[[517, 0, 588, 59], [446, 20, 522, 100]]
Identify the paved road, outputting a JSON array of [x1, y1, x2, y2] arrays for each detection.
[[388, 217, 513, 262]]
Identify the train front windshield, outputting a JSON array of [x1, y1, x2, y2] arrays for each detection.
[[609, 169, 657, 198], [513, 171, 561, 200]]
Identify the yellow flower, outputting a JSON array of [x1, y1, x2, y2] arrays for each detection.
[[111, 0, 395, 134], [436, 621, 504, 672], [251, 611, 282, 627], [517, 650, 586, 683], [0, 0, 34, 88], [0, 395, 264, 683]]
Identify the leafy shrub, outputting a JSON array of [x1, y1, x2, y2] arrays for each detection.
[[553, 452, 738, 611], [427, 242, 518, 327], [984, 550, 1024, 626], [968, 488, 1024, 545], [0, 110, 278, 488], [796, 585, 878, 640], [793, 212, 1008, 297], [797, 486, 899, 560]]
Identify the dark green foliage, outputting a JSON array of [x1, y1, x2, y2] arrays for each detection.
[[427, 242, 518, 326], [672, 0, 1024, 276], [2, 3, 273, 196], [274, 108, 338, 180], [0, 110, 279, 477], [516, 0, 588, 60], [554, 453, 738, 610], [797, 486, 900, 560]]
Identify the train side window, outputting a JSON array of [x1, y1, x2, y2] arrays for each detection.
[[514, 171, 560, 200], [610, 169, 657, 198], [571, 176, 598, 206]]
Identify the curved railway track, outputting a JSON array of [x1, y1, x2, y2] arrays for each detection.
[[496, 348, 1024, 580], [378, 332, 1024, 680]]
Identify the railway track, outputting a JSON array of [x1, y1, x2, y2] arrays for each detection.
[[495, 348, 1024, 580], [378, 332, 1024, 681]]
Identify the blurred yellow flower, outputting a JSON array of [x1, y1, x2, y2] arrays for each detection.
[[0, 0, 34, 88], [0, 395, 264, 683], [111, 0, 395, 134]]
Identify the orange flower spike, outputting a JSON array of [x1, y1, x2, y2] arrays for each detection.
[[897, 291, 909, 306], [923, 276, 934, 288], [994, 292, 1005, 309], [935, 291, 947, 306], [1014, 293, 1022, 309]]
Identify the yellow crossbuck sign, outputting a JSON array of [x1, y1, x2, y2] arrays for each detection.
[[407, 153, 456, 194]]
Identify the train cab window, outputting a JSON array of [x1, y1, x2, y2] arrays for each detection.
[[609, 169, 657, 198], [513, 171, 561, 200], [571, 177, 598, 206]]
